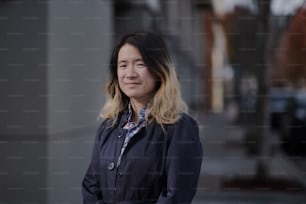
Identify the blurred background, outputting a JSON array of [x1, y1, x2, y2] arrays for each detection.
[[1, 0, 306, 203]]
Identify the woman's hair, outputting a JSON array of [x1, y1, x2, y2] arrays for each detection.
[[99, 31, 187, 125]]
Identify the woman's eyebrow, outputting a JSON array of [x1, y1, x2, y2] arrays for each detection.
[[118, 59, 143, 64], [134, 59, 144, 62], [118, 60, 127, 64]]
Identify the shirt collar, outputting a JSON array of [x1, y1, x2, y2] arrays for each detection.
[[127, 102, 147, 123]]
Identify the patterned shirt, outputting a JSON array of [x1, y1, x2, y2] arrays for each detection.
[[116, 103, 147, 168]]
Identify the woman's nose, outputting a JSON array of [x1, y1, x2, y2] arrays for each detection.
[[126, 66, 137, 78]]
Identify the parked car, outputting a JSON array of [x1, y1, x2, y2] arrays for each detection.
[[269, 87, 293, 132], [239, 86, 293, 131], [239, 85, 306, 156], [280, 90, 306, 156]]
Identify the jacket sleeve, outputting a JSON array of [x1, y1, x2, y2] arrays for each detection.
[[156, 115, 203, 204], [82, 122, 105, 204]]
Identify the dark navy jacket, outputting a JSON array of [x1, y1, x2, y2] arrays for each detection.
[[82, 111, 203, 204]]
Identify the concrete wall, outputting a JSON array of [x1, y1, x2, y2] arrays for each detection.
[[0, 1, 48, 203], [0, 0, 48, 136], [47, 0, 112, 203], [0, 0, 113, 203]]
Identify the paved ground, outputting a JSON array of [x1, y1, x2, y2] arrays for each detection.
[[191, 109, 306, 204]]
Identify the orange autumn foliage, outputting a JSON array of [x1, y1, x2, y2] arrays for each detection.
[[274, 7, 306, 87]]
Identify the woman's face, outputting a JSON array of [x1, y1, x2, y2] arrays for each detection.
[[117, 43, 156, 105]]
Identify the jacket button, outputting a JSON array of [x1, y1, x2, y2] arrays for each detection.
[[118, 129, 125, 138], [108, 162, 115, 171]]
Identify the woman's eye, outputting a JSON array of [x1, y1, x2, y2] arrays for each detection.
[[136, 63, 145, 67], [119, 64, 127, 68]]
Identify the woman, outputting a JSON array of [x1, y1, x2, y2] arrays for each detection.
[[82, 32, 203, 204]]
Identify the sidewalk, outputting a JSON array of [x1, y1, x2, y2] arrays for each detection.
[[192, 109, 306, 203]]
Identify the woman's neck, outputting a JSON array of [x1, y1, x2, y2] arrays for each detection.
[[130, 100, 146, 123]]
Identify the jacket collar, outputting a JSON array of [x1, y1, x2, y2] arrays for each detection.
[[118, 109, 130, 128]]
